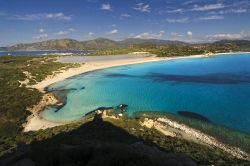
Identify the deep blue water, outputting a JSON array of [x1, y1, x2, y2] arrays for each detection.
[[0, 50, 94, 56], [42, 54, 250, 134]]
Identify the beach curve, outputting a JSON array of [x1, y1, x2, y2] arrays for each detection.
[[24, 54, 206, 131]]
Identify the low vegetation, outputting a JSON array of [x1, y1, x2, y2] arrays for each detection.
[[0, 55, 77, 138], [7, 38, 250, 57], [86, 40, 250, 57], [0, 115, 249, 165], [135, 112, 250, 154]]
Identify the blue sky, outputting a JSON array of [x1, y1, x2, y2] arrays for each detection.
[[0, 0, 250, 46]]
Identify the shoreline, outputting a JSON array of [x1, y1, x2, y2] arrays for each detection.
[[32, 54, 205, 92], [25, 54, 206, 131], [23, 52, 250, 160], [35, 51, 250, 93], [139, 116, 250, 160], [24, 52, 250, 131]]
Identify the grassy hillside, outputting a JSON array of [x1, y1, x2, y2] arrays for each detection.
[[81, 37, 122, 49], [0, 115, 249, 165], [7, 39, 84, 51], [7, 38, 250, 55], [0, 55, 77, 138]]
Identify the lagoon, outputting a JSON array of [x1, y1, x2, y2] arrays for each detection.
[[42, 53, 250, 134]]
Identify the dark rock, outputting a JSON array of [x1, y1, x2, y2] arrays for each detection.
[[178, 111, 210, 122], [54, 103, 65, 113], [118, 104, 128, 112], [84, 110, 97, 117], [94, 106, 113, 112]]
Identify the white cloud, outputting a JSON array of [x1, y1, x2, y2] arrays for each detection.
[[208, 8, 248, 15], [225, 8, 247, 13], [206, 32, 250, 41], [134, 31, 165, 39], [182, 0, 196, 6], [46, 13, 71, 20], [101, 4, 112, 11], [167, 8, 185, 14], [120, 14, 131, 20], [68, 28, 75, 32], [87, 32, 95, 38], [88, 32, 94, 36], [197, 15, 224, 21], [166, 17, 189, 23], [107, 29, 118, 35], [39, 28, 45, 33], [171, 32, 183, 37], [13, 12, 72, 21], [232, 1, 250, 8], [187, 31, 193, 36], [34, 33, 48, 40], [170, 32, 185, 40], [134, 3, 151, 13], [192, 3, 225, 11], [164, 2, 248, 16], [56, 31, 70, 36], [56, 28, 75, 36]]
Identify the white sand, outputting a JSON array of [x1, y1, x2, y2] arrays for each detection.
[[24, 115, 65, 132]]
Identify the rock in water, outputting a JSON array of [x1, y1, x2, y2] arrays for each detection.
[[178, 111, 210, 122], [119, 104, 128, 112]]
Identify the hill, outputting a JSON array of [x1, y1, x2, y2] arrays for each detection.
[[7, 38, 187, 51], [121, 38, 186, 45], [81, 37, 121, 49], [6, 39, 250, 56], [192, 40, 250, 53], [1, 113, 249, 165], [7, 39, 84, 51]]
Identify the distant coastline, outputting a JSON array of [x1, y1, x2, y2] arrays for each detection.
[[0, 50, 94, 56]]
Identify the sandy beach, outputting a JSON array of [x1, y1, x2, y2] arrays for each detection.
[[32, 54, 205, 92]]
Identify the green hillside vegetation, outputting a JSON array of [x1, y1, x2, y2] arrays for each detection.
[[151, 45, 204, 57], [81, 37, 122, 49], [135, 112, 250, 154], [85, 39, 250, 57], [1, 115, 249, 165], [6, 38, 250, 56], [0, 55, 77, 138]]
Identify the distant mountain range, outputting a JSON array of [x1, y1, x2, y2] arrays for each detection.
[[6, 38, 187, 51], [5, 38, 250, 51]]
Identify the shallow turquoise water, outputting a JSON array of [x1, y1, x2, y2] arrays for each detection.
[[42, 54, 250, 134]]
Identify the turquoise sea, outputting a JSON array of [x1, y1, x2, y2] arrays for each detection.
[[42, 53, 250, 134]]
